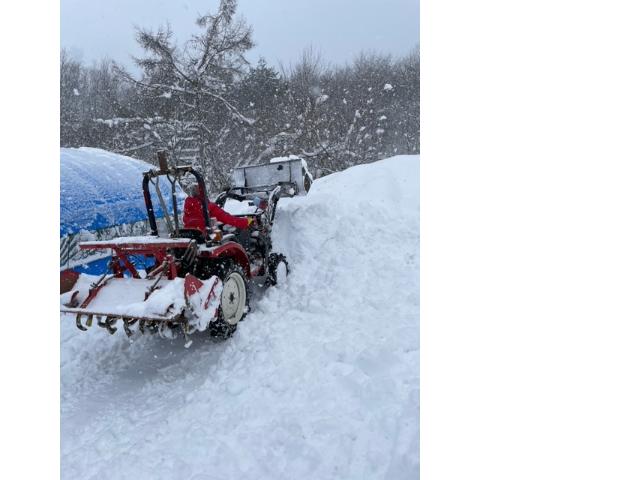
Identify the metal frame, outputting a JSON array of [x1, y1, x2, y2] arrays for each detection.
[[143, 161, 214, 245]]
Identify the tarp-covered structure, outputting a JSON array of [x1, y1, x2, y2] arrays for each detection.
[[60, 147, 183, 237], [60, 148, 185, 272]]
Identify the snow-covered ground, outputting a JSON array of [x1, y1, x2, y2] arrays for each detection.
[[61, 155, 419, 480]]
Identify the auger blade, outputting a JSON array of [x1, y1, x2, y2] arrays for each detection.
[[75, 313, 87, 331]]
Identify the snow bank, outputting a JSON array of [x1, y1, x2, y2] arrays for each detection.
[[61, 155, 419, 479]]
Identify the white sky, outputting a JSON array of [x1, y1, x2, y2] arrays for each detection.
[[61, 0, 420, 71]]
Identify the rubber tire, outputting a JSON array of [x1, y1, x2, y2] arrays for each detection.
[[208, 262, 250, 339], [266, 253, 289, 287]]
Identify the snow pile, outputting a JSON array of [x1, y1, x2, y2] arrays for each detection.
[[222, 197, 260, 216], [61, 155, 419, 479]]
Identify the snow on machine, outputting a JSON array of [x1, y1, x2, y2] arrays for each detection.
[[60, 152, 304, 346]]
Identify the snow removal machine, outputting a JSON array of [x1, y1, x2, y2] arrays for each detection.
[[60, 152, 312, 345]]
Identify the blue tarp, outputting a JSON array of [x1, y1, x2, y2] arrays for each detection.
[[60, 148, 184, 237], [72, 255, 156, 275]]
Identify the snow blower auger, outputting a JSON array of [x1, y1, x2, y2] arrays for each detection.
[[60, 151, 295, 347]]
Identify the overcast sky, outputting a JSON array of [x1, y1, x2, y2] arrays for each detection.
[[61, 0, 419, 72]]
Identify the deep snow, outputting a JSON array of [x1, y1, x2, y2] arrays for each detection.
[[61, 155, 419, 480]]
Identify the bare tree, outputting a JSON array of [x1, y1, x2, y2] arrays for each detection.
[[60, 19, 420, 188], [114, 0, 255, 189]]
